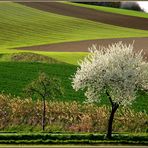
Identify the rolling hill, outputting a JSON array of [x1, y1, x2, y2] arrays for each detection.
[[1, 2, 148, 50], [0, 2, 147, 112], [20, 2, 148, 30]]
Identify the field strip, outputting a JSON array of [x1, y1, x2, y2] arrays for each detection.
[[18, 37, 148, 60], [19, 2, 148, 30], [63, 2, 148, 19], [2, 3, 148, 49]]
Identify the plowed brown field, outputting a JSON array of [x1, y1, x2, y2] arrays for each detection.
[[18, 2, 148, 59]]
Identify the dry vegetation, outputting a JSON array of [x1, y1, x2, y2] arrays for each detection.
[[11, 52, 60, 64], [0, 94, 147, 133]]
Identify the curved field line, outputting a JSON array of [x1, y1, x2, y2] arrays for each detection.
[[18, 37, 148, 60], [19, 2, 148, 30]]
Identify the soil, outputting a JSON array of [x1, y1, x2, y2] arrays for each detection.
[[19, 2, 148, 30], [18, 37, 148, 59]]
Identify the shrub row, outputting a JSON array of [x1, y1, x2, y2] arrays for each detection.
[[0, 94, 148, 132], [0, 133, 147, 144]]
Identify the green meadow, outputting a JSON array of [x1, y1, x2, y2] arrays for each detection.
[[0, 62, 84, 101]]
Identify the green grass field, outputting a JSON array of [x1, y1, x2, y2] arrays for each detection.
[[0, 62, 85, 102], [1, 2, 148, 50], [65, 2, 148, 19]]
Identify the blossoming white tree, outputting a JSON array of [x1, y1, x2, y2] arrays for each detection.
[[72, 42, 148, 139]]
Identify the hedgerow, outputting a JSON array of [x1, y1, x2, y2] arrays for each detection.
[[0, 133, 147, 144], [0, 94, 147, 133]]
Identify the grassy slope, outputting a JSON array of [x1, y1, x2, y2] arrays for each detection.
[[0, 62, 84, 102], [0, 62, 147, 113], [1, 3, 148, 50], [40, 52, 88, 65], [0, 50, 88, 65], [1, 2, 148, 64], [65, 2, 148, 19]]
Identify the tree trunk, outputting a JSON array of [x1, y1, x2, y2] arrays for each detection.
[[106, 103, 119, 139], [42, 97, 46, 131]]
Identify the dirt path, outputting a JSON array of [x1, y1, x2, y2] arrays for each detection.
[[18, 37, 148, 59], [19, 2, 148, 30]]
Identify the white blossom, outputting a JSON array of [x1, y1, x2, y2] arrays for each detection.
[[72, 42, 148, 106]]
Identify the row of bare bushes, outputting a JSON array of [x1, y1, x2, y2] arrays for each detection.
[[0, 94, 147, 132]]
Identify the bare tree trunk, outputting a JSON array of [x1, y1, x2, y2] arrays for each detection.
[[42, 97, 46, 131], [106, 103, 119, 139]]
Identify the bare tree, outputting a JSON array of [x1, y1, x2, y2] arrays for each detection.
[[24, 72, 63, 131]]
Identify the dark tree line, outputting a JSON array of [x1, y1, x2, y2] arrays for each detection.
[[75, 2, 143, 12]]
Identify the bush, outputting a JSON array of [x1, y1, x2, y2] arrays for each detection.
[[0, 94, 147, 133], [0, 133, 147, 144], [76, 2, 121, 8], [11, 52, 60, 64], [121, 2, 143, 11]]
